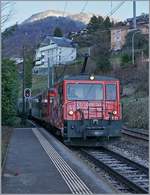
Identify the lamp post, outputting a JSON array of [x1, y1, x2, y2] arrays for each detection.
[[132, 30, 140, 64], [47, 49, 54, 89]]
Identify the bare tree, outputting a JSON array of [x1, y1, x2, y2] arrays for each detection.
[[1, 1, 15, 28]]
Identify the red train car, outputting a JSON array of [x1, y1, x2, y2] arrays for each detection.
[[31, 75, 122, 146]]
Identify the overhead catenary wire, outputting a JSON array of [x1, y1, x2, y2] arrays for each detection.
[[63, 1, 68, 17], [80, 1, 88, 14], [106, 0, 126, 17]]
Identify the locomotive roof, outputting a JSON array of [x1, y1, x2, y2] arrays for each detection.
[[58, 75, 118, 82]]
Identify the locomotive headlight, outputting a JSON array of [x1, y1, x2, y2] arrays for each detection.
[[68, 110, 74, 115], [90, 75, 95, 80], [112, 111, 117, 115]]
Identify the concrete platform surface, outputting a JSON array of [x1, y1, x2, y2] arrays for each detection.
[[2, 127, 116, 194]]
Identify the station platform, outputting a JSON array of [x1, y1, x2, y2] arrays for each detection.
[[2, 126, 116, 194]]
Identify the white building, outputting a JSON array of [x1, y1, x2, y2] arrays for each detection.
[[33, 36, 77, 74]]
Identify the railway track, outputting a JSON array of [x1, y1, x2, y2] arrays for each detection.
[[31, 119, 149, 193], [80, 147, 149, 193], [121, 127, 149, 141]]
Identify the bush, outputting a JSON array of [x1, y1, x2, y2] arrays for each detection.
[[96, 58, 112, 72], [121, 53, 131, 68], [122, 97, 148, 129], [2, 59, 19, 126]]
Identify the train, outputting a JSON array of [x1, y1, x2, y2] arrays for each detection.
[[18, 55, 122, 146], [24, 74, 122, 146]]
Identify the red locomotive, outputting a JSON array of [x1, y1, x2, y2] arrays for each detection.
[[30, 74, 122, 146]]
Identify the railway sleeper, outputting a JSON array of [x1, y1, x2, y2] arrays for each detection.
[[81, 150, 148, 193], [101, 160, 120, 163], [108, 164, 128, 167], [131, 174, 148, 178], [134, 179, 149, 183]]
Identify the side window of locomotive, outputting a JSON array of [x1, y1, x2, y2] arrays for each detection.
[[106, 84, 116, 101], [58, 85, 63, 104]]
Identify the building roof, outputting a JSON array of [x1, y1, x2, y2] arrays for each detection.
[[127, 14, 149, 23], [40, 36, 76, 48], [111, 23, 149, 32]]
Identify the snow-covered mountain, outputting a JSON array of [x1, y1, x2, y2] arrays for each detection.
[[22, 10, 94, 24], [3, 9, 120, 58], [3, 11, 87, 58]]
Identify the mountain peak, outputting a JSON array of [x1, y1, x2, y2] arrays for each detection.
[[22, 10, 94, 24]]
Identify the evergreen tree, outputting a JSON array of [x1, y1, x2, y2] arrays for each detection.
[[87, 15, 99, 32], [2, 59, 19, 125], [97, 16, 104, 29], [74, 14, 112, 73], [87, 15, 113, 33], [2, 23, 18, 38], [104, 16, 112, 29], [53, 27, 63, 37], [92, 30, 112, 73]]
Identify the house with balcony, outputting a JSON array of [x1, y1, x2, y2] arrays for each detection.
[[33, 36, 77, 74]]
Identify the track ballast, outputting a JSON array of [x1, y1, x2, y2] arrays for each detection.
[[80, 147, 149, 193]]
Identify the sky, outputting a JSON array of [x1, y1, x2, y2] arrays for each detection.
[[2, 1, 149, 29]]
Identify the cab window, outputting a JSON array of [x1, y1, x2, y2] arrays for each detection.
[[106, 84, 116, 100], [58, 84, 63, 104], [67, 83, 103, 100]]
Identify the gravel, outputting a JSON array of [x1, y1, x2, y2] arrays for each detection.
[[73, 150, 123, 193], [73, 149, 133, 193], [71, 134, 149, 193], [106, 136, 149, 168]]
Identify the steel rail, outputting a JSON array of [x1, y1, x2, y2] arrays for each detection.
[[121, 127, 149, 141], [80, 147, 149, 194]]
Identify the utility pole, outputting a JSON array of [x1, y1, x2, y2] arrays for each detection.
[[22, 45, 25, 124], [141, 50, 144, 65], [47, 50, 50, 89], [47, 48, 55, 89], [133, 0, 136, 29], [88, 47, 91, 57], [51, 49, 54, 86]]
